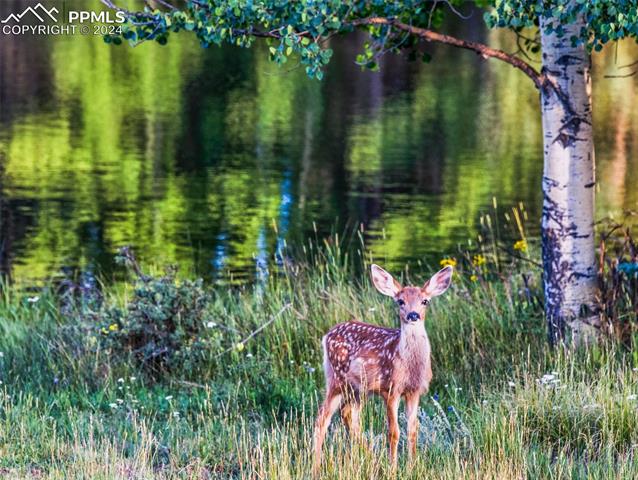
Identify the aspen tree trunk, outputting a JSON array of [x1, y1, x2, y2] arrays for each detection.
[[539, 6, 599, 346]]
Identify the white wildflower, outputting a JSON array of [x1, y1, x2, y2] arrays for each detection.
[[508, 381, 516, 388], [537, 373, 561, 389], [627, 394, 637, 401], [165, 395, 173, 401], [117, 378, 124, 383], [206, 321, 216, 328], [27, 296, 39, 303], [109, 403, 118, 409]]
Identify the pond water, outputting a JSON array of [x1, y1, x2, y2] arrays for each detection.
[[1, 7, 637, 285]]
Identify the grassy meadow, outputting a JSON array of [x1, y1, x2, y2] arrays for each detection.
[[1, 234, 638, 479]]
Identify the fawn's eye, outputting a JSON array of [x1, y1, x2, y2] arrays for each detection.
[[422, 299, 430, 306], [397, 299, 405, 306]]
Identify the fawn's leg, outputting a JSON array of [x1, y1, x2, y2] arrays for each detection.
[[340, 401, 362, 439], [385, 394, 401, 469], [405, 393, 420, 461], [340, 388, 362, 440], [313, 388, 342, 476]]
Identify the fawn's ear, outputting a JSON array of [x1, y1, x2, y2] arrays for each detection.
[[371, 264, 401, 297], [423, 266, 453, 297]]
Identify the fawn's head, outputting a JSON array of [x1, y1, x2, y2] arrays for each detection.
[[371, 264, 453, 325]]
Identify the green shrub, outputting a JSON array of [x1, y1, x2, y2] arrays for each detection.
[[95, 248, 213, 376]]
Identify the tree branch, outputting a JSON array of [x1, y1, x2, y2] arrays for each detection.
[[100, 3, 565, 102], [352, 17, 545, 90], [604, 71, 637, 78]]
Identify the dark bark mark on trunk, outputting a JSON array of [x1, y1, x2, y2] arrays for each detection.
[[539, 65, 587, 122], [549, 108, 590, 148], [542, 224, 566, 345], [555, 54, 583, 66], [542, 185, 569, 344], [542, 190, 598, 344], [542, 179, 593, 345]]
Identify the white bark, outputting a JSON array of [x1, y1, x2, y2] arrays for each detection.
[[540, 6, 599, 345]]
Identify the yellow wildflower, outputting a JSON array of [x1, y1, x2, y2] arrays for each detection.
[[108, 323, 119, 332], [236, 342, 245, 352], [472, 254, 486, 266], [513, 240, 528, 252], [101, 328, 109, 335], [440, 257, 457, 268], [470, 274, 478, 282]]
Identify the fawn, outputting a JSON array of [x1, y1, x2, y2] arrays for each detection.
[[313, 264, 453, 473]]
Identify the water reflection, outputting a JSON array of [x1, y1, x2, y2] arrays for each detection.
[[0, 7, 637, 285]]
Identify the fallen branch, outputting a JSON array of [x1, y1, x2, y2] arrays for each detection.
[[215, 302, 292, 358]]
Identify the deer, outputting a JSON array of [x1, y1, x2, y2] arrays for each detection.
[[312, 264, 453, 474]]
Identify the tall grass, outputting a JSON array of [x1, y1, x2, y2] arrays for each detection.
[[0, 234, 637, 478]]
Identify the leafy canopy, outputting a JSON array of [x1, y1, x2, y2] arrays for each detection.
[[106, 0, 638, 78], [487, 0, 638, 51]]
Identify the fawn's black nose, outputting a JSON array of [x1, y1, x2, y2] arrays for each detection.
[[406, 311, 420, 322]]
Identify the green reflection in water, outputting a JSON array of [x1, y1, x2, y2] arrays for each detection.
[[0, 23, 637, 285]]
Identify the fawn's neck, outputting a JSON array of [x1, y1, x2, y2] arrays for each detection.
[[398, 322, 430, 359]]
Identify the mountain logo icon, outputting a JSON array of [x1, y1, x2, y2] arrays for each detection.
[[1, 3, 59, 24]]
